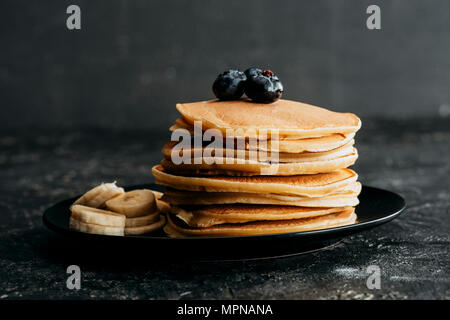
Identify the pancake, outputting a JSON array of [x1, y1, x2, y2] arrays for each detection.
[[256, 133, 355, 153], [163, 140, 355, 163], [170, 118, 330, 140], [152, 165, 358, 197], [160, 148, 358, 175], [164, 208, 357, 237], [176, 99, 361, 138], [163, 192, 359, 207], [162, 182, 361, 207], [172, 205, 353, 227], [170, 118, 356, 153], [171, 121, 355, 153]]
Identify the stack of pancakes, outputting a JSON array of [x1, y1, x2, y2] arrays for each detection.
[[152, 99, 361, 237]]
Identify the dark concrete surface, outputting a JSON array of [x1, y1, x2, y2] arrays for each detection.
[[0, 117, 449, 299]]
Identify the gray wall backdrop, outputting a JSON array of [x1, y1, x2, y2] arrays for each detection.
[[1, 0, 450, 129]]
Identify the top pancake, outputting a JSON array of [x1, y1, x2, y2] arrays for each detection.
[[176, 99, 361, 138], [170, 118, 328, 140]]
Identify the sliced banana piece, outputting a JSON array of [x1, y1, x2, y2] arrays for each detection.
[[152, 191, 171, 214], [69, 217, 124, 236], [105, 189, 157, 218], [73, 182, 124, 208], [156, 200, 170, 214], [125, 211, 160, 227], [124, 215, 166, 235], [70, 204, 126, 227], [152, 191, 163, 199]]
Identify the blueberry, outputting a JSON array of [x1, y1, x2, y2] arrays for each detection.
[[244, 69, 283, 103], [212, 70, 247, 100], [244, 67, 263, 79]]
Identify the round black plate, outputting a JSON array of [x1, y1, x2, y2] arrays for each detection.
[[42, 185, 405, 261]]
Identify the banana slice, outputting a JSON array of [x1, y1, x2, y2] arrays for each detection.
[[156, 200, 170, 214], [125, 212, 160, 228], [69, 217, 124, 236], [70, 204, 126, 227], [73, 182, 124, 208], [152, 191, 164, 199], [124, 215, 166, 235], [105, 189, 157, 218], [152, 190, 170, 213]]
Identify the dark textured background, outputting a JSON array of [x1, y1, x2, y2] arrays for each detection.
[[0, 1, 449, 300], [2, 0, 450, 128]]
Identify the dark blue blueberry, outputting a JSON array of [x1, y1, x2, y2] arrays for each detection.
[[244, 67, 263, 79], [212, 70, 247, 100], [244, 69, 283, 103]]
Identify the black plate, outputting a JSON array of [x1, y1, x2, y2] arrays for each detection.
[[42, 185, 405, 261]]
